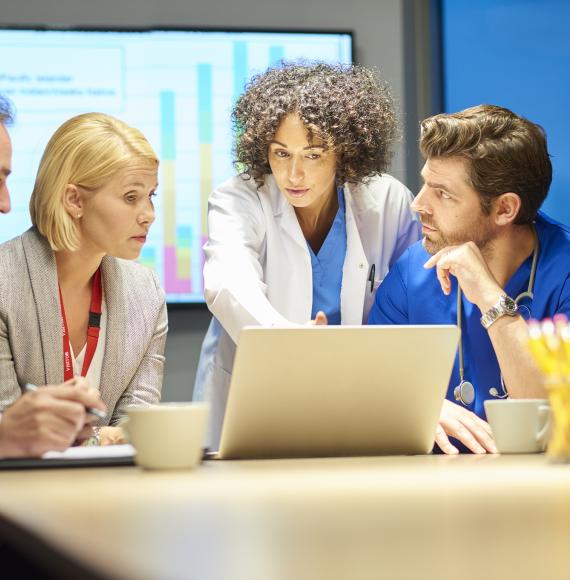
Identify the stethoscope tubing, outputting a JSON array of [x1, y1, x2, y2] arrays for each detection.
[[454, 226, 539, 406]]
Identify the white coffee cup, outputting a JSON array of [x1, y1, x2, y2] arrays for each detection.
[[484, 399, 551, 454], [124, 403, 209, 469]]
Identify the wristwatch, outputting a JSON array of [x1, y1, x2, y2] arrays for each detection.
[[81, 426, 101, 447], [480, 294, 519, 329]]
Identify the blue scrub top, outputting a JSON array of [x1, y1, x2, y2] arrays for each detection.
[[368, 212, 570, 420], [308, 187, 347, 325]]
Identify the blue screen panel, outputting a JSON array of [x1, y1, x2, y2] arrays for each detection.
[[442, 0, 570, 226]]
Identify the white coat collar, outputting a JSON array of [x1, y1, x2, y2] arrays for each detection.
[[262, 174, 308, 251], [261, 176, 369, 324], [341, 184, 369, 324]]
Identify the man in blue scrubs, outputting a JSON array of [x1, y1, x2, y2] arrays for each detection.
[[369, 105, 570, 454]]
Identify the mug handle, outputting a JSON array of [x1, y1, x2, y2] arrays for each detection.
[[536, 405, 551, 446]]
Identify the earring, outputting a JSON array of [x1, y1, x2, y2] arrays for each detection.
[[76, 213, 82, 219]]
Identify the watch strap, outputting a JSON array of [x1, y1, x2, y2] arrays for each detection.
[[480, 294, 518, 329]]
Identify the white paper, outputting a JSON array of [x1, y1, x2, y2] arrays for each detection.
[[42, 444, 135, 460]]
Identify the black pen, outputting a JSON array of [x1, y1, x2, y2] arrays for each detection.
[[24, 383, 108, 420], [368, 263, 376, 293]]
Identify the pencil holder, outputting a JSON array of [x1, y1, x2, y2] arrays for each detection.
[[546, 380, 570, 461]]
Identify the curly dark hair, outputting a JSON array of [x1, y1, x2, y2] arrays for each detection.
[[233, 62, 398, 187]]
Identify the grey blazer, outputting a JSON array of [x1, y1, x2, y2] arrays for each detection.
[[0, 228, 168, 425]]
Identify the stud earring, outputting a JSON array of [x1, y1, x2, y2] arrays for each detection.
[[76, 213, 82, 219]]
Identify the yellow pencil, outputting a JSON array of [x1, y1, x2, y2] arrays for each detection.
[[527, 320, 562, 377]]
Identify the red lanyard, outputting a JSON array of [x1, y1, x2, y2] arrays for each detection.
[[59, 267, 103, 381]]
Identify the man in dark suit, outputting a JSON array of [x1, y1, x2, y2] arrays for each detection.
[[0, 95, 106, 458]]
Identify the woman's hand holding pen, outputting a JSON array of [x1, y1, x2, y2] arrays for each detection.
[[0, 377, 106, 458]]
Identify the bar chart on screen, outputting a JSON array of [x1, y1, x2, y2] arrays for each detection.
[[0, 29, 352, 302]]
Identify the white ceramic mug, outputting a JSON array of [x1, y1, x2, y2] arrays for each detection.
[[484, 399, 551, 454], [124, 403, 209, 469]]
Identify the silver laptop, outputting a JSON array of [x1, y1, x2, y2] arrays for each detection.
[[217, 325, 459, 459]]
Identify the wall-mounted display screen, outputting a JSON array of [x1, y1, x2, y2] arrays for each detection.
[[0, 28, 353, 303]]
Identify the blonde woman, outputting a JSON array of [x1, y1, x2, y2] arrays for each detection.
[[0, 113, 167, 445]]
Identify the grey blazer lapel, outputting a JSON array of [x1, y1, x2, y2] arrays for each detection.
[[99, 256, 124, 403], [21, 229, 63, 385]]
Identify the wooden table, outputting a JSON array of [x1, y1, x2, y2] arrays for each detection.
[[1, 454, 570, 580]]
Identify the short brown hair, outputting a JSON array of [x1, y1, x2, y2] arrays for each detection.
[[420, 105, 552, 224]]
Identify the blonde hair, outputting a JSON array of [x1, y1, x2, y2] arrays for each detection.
[[30, 112, 159, 251]]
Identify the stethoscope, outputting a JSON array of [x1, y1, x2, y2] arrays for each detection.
[[453, 227, 539, 406]]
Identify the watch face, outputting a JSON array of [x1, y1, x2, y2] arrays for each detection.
[[500, 295, 518, 314]]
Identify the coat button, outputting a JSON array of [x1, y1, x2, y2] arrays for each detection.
[[359, 263, 364, 269]]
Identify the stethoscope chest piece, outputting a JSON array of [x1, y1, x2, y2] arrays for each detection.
[[454, 380, 475, 406]]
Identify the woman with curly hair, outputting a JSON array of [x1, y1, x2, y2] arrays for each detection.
[[195, 62, 420, 449]]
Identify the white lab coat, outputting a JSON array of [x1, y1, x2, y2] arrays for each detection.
[[194, 173, 420, 449]]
